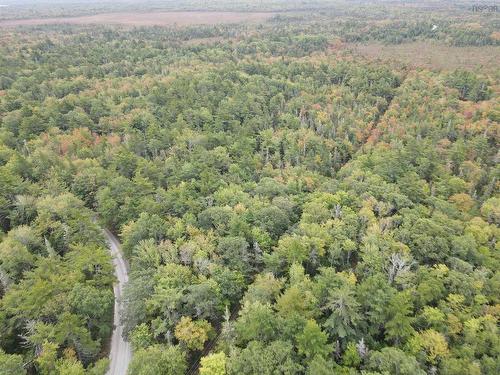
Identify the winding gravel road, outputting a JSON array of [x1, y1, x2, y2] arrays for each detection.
[[104, 229, 132, 375]]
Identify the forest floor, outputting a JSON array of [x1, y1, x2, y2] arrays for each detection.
[[0, 11, 275, 27], [350, 41, 500, 72]]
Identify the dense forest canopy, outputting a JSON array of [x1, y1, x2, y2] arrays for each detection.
[[0, 1, 498, 374]]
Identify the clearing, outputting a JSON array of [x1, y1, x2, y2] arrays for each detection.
[[0, 11, 274, 27], [351, 41, 500, 72]]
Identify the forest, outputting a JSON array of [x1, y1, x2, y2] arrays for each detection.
[[0, 1, 498, 374]]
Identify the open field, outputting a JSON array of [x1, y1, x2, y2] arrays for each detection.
[[0, 11, 275, 27], [351, 41, 500, 72]]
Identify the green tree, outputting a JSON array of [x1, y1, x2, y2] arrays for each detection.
[[243, 273, 284, 304], [296, 319, 330, 360], [128, 345, 187, 375], [305, 355, 338, 375], [235, 301, 280, 345], [227, 340, 302, 375], [385, 291, 415, 346], [0, 349, 25, 375], [36, 341, 58, 375], [368, 347, 425, 375], [129, 323, 154, 351], [342, 342, 361, 367], [445, 70, 490, 102], [323, 286, 360, 340], [200, 352, 227, 375], [122, 213, 167, 257]]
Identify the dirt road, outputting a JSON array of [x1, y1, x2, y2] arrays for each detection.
[[104, 229, 132, 375]]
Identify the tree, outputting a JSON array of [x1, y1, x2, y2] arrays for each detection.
[[445, 70, 490, 102], [449, 192, 476, 213], [273, 235, 310, 267], [323, 286, 360, 340], [128, 345, 187, 375], [342, 342, 362, 367], [145, 263, 194, 332], [305, 355, 338, 375], [0, 349, 25, 375], [36, 341, 58, 375], [276, 285, 318, 319], [419, 306, 446, 331], [121, 271, 155, 336], [368, 347, 425, 375], [384, 291, 415, 346], [129, 323, 154, 351], [122, 212, 167, 257], [386, 252, 414, 285], [243, 272, 284, 304], [357, 274, 395, 339], [480, 197, 500, 224], [10, 194, 37, 226], [86, 359, 109, 375], [254, 205, 291, 239], [440, 357, 481, 375], [296, 319, 330, 360], [200, 352, 227, 375], [0, 233, 35, 282], [235, 301, 280, 345], [216, 236, 250, 273], [174, 316, 213, 351], [55, 355, 85, 375], [185, 279, 224, 320], [227, 340, 302, 375], [68, 284, 114, 340], [210, 266, 245, 305], [416, 329, 449, 364]]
